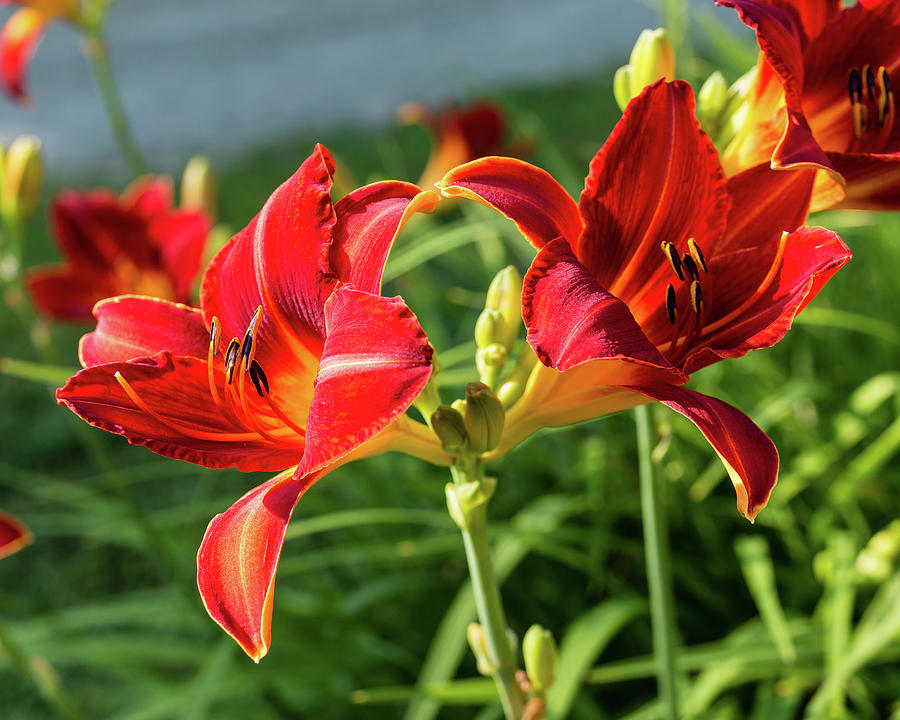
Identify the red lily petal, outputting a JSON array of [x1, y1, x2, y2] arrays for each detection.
[[819, 152, 900, 210], [720, 161, 814, 253], [577, 81, 729, 300], [330, 181, 438, 294], [200, 145, 335, 387], [78, 295, 208, 367], [0, 510, 32, 560], [522, 238, 679, 374], [766, 0, 841, 43], [682, 226, 851, 373], [436, 156, 582, 250], [717, 0, 834, 174], [152, 210, 211, 301], [197, 467, 318, 662], [0, 8, 44, 103], [628, 384, 778, 521], [57, 353, 304, 471], [25, 266, 114, 323], [122, 176, 175, 217], [297, 285, 433, 477]]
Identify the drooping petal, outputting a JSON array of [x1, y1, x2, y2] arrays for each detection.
[[0, 8, 45, 103], [78, 295, 209, 367], [297, 285, 433, 476], [577, 80, 730, 300], [57, 353, 304, 472], [200, 145, 335, 389], [330, 181, 438, 294], [436, 157, 583, 250], [0, 510, 32, 560], [197, 468, 318, 662], [25, 266, 115, 323], [681, 226, 851, 374], [628, 384, 779, 521], [522, 238, 679, 374]]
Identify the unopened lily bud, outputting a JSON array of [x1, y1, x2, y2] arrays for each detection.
[[522, 624, 557, 694], [697, 71, 729, 135], [431, 404, 468, 454], [467, 623, 497, 677], [181, 155, 218, 219], [464, 382, 505, 454], [475, 343, 508, 389], [475, 308, 504, 350], [630, 28, 675, 90], [613, 65, 635, 111], [484, 265, 522, 351], [1, 135, 43, 221], [856, 519, 900, 583], [445, 477, 496, 529]]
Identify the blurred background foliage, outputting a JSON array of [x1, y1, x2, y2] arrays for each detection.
[[2, 4, 900, 720]]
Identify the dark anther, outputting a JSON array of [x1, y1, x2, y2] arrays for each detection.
[[665, 284, 677, 324], [209, 317, 220, 356], [660, 241, 684, 281], [878, 67, 893, 125], [865, 65, 877, 102], [249, 360, 269, 398], [682, 254, 699, 281], [224, 338, 241, 384], [689, 280, 703, 315], [848, 67, 863, 104], [240, 328, 254, 369], [687, 238, 708, 273]]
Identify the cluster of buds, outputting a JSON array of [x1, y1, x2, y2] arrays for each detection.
[[613, 28, 676, 111], [432, 381, 506, 458], [695, 67, 756, 148]]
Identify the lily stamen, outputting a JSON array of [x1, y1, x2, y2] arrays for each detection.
[[864, 65, 877, 103], [689, 280, 703, 314], [207, 317, 222, 407], [224, 338, 240, 384], [687, 238, 708, 273], [849, 67, 867, 139], [660, 241, 684, 281], [665, 283, 678, 324], [878, 66, 894, 127]]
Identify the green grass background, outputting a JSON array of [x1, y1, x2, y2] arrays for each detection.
[[2, 15, 900, 720]]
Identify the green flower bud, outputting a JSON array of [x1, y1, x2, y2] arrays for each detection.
[[856, 519, 900, 584], [466, 623, 497, 677], [613, 64, 635, 112], [1, 135, 43, 222], [445, 477, 496, 529], [630, 28, 675, 90], [475, 308, 504, 350], [430, 404, 468, 454], [181, 155, 218, 219], [464, 382, 505, 454], [484, 265, 522, 351], [522, 624, 557, 694], [697, 71, 729, 134]]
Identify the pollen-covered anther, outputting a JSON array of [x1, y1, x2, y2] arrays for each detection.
[[209, 316, 221, 356], [207, 316, 222, 406], [682, 253, 700, 281], [877, 66, 894, 127], [689, 280, 703, 315], [687, 237, 708, 273], [665, 283, 677, 324], [660, 241, 684, 281], [864, 65, 876, 102], [249, 360, 269, 398], [240, 305, 264, 372], [224, 338, 240, 384], [848, 67, 867, 139]]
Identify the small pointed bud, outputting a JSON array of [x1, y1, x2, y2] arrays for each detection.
[[181, 155, 218, 219], [522, 624, 557, 694], [1, 135, 43, 221], [464, 382, 505, 454], [484, 265, 522, 351], [613, 65, 635, 111], [431, 404, 468, 454], [467, 623, 497, 677], [445, 477, 497, 529], [630, 28, 675, 92], [697, 71, 729, 135], [475, 309, 504, 350]]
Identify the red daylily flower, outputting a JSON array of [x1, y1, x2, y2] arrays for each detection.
[[718, 0, 900, 210], [26, 176, 211, 323], [1, 0, 79, 103], [438, 80, 851, 521], [57, 145, 444, 660], [398, 100, 529, 191], [0, 509, 31, 559]]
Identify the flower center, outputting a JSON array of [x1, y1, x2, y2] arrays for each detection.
[[658, 237, 709, 364], [847, 65, 894, 144]]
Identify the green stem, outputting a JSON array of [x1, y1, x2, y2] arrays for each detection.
[[451, 464, 525, 719], [636, 403, 680, 720], [82, 21, 147, 177]]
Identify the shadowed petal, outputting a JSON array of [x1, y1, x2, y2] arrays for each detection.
[[0, 8, 44, 103], [298, 285, 433, 476], [436, 156, 582, 250], [628, 384, 778, 521], [57, 354, 304, 471], [523, 238, 678, 373], [331, 181, 438, 294], [578, 80, 729, 299], [78, 295, 209, 367], [0, 510, 32, 560], [197, 468, 317, 662], [25, 267, 114, 323], [152, 211, 211, 301], [820, 152, 900, 211]]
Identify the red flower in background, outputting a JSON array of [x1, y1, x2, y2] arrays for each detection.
[[0, 509, 31, 559], [718, 0, 900, 211], [58, 145, 443, 661], [0, 0, 79, 103], [439, 80, 851, 521], [26, 176, 211, 323], [398, 100, 529, 190]]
